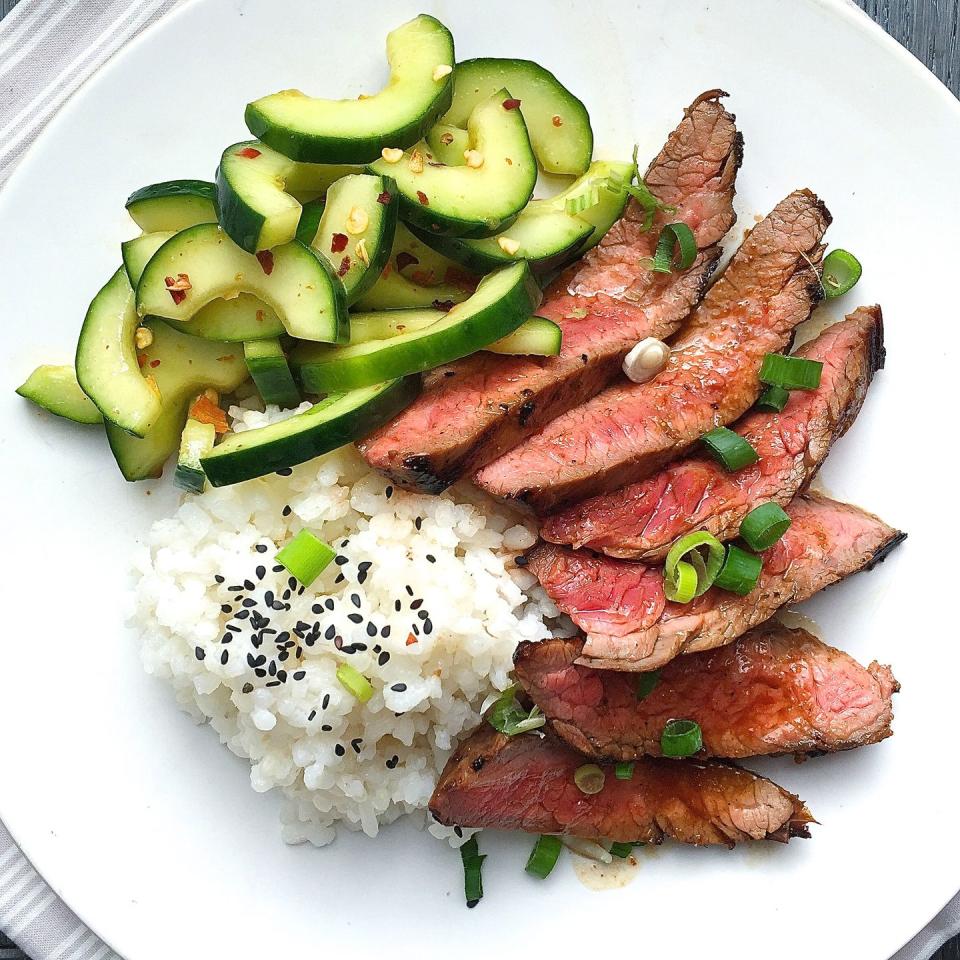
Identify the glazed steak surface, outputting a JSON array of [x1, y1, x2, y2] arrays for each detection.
[[514, 620, 899, 761], [541, 306, 885, 559], [476, 189, 832, 512], [527, 493, 905, 672], [429, 723, 812, 846], [359, 90, 742, 492]]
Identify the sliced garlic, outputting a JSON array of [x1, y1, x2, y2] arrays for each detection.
[[432, 64, 453, 81], [497, 236, 520, 256], [345, 206, 369, 235], [463, 149, 484, 169], [380, 147, 403, 164], [622, 337, 669, 383], [408, 149, 425, 174], [134, 326, 154, 349]]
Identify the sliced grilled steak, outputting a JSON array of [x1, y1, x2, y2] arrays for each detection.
[[541, 306, 885, 559], [477, 189, 832, 512], [429, 723, 813, 846], [515, 620, 899, 761], [526, 493, 904, 671], [359, 91, 742, 492]]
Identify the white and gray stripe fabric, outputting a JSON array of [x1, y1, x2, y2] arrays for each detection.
[[0, 1, 958, 958]]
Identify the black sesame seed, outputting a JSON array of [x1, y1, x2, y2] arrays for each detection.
[[242, 598, 256, 608], [515, 555, 528, 567], [246, 653, 257, 667], [405, 585, 414, 596], [275, 467, 293, 476], [366, 622, 377, 637], [272, 601, 285, 611], [348, 613, 363, 624], [244, 579, 255, 591], [335, 573, 345, 584], [334, 637, 343, 650], [298, 585, 306, 596], [351, 738, 363, 754], [454, 825, 463, 838], [373, 644, 382, 653], [276, 631, 290, 644], [266, 680, 281, 688], [341, 539, 350, 548], [354, 643, 368, 652], [226, 624, 240, 633], [234, 595, 243, 603], [324, 598, 335, 611], [394, 599, 402, 612], [256, 565, 266, 580], [221, 635, 232, 645], [311, 604, 324, 615], [278, 651, 289, 662], [294, 670, 306, 681], [415, 517, 422, 531], [324, 625, 336, 640], [220, 650, 229, 665], [358, 571, 368, 585], [417, 610, 428, 621], [391, 683, 407, 692], [386, 755, 399, 769], [268, 661, 277, 677], [235, 609, 249, 620], [308, 709, 317, 720], [334, 555, 349, 566], [242, 682, 254, 694], [228, 584, 244, 592], [255, 544, 268, 554], [272, 564, 284, 573], [411, 599, 424, 610], [335, 744, 345, 757], [221, 604, 233, 614], [385, 486, 394, 498], [296, 646, 303, 658], [426, 554, 436, 563], [381, 625, 391, 638], [195, 646, 206, 661], [322, 694, 330, 709], [276, 670, 287, 683], [254, 668, 267, 678], [378, 652, 390, 666], [412, 624, 420, 636], [350, 594, 361, 608], [282, 589, 291, 601], [423, 618, 433, 635], [282, 505, 292, 517], [264, 590, 275, 605], [215, 575, 225, 584], [321, 724, 333, 732]]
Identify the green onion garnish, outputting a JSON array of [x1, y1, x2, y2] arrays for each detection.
[[821, 249, 862, 298], [759, 354, 823, 391], [650, 222, 697, 274], [614, 761, 635, 780], [663, 558, 698, 603], [664, 531, 725, 600], [701, 427, 759, 471], [275, 529, 335, 587], [460, 835, 486, 908], [713, 544, 763, 595], [660, 719, 703, 758], [756, 384, 791, 412], [740, 502, 792, 551], [624, 143, 676, 230], [636, 670, 660, 701], [573, 763, 606, 795], [336, 663, 374, 703], [609, 841, 634, 859], [525, 834, 563, 879], [564, 180, 602, 215], [487, 685, 547, 736]]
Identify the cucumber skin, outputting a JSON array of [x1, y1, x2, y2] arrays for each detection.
[[215, 163, 270, 254], [201, 377, 420, 486], [126, 180, 216, 207], [174, 463, 207, 494], [244, 341, 302, 409]]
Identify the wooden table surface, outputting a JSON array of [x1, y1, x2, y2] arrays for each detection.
[[0, 0, 957, 958]]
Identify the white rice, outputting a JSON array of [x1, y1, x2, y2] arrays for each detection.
[[131, 403, 572, 847]]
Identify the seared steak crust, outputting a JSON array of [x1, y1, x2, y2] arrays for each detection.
[[429, 724, 812, 846], [540, 306, 885, 559], [359, 91, 742, 491], [514, 621, 899, 761], [477, 189, 832, 512]]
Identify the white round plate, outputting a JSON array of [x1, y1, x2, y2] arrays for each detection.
[[1, 1, 958, 957]]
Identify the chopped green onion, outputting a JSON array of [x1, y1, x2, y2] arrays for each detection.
[[701, 427, 759, 471], [649, 222, 697, 273], [525, 834, 563, 879], [275, 529, 335, 586], [660, 719, 703, 757], [460, 835, 486, 907], [663, 558, 698, 603], [756, 384, 791, 412], [714, 544, 763, 595], [573, 763, 606, 795], [665, 531, 725, 599], [609, 841, 634, 859], [336, 663, 374, 702], [759, 354, 823, 391], [623, 144, 676, 229], [487, 685, 546, 736], [564, 180, 602, 215], [614, 761, 635, 780], [821, 248, 862, 298], [740, 503, 792, 551], [635, 670, 660, 700]]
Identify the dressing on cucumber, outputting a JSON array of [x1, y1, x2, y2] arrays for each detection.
[[174, 417, 216, 493], [426, 124, 470, 166], [16, 365, 103, 424], [245, 15, 454, 163], [125, 180, 217, 232], [368, 89, 536, 238], [244, 339, 301, 408]]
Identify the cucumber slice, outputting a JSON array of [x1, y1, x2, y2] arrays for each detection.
[[353, 222, 476, 310], [440, 59, 593, 176], [245, 15, 454, 163], [216, 141, 359, 252], [348, 309, 444, 341], [290, 261, 541, 393], [201, 378, 420, 486], [105, 322, 248, 481], [295, 199, 325, 244], [244, 339, 301, 408], [368, 89, 537, 238], [16, 365, 103, 424], [309, 174, 398, 304], [75, 268, 162, 437], [125, 180, 217, 232], [136, 223, 348, 344], [557, 160, 635, 246], [486, 316, 562, 356], [426, 124, 469, 166], [174, 417, 216, 493]]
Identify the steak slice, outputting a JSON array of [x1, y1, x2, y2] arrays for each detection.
[[541, 305, 885, 559], [477, 189, 832, 512], [514, 620, 899, 761], [429, 723, 813, 846], [359, 90, 742, 492], [526, 493, 905, 672]]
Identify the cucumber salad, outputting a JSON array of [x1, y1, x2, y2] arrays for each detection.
[[16, 14, 642, 490]]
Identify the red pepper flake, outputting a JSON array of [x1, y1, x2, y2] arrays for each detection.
[[236, 147, 262, 159], [395, 251, 419, 273], [149, 359, 161, 368], [255, 250, 274, 275], [416, 190, 429, 206], [410, 269, 436, 286], [330, 232, 349, 253], [502, 98, 521, 110], [255, 309, 265, 322], [189, 394, 229, 434], [551, 115, 563, 127], [405, 633, 418, 646], [167, 288, 186, 305], [137, 354, 148, 368], [431, 299, 454, 312], [376, 191, 392, 205], [443, 266, 477, 292], [164, 273, 192, 305], [337, 255, 351, 278]]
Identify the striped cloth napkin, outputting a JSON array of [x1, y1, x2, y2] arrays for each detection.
[[0, 1, 957, 958]]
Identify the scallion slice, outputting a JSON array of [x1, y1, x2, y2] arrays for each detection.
[[701, 427, 759, 471], [487, 685, 546, 736], [740, 502, 792, 551], [609, 841, 634, 859], [564, 181, 602, 215], [660, 719, 703, 758], [525, 834, 563, 879], [663, 558, 698, 603], [759, 354, 823, 391], [460, 835, 486, 908], [756, 384, 791, 412], [275, 529, 335, 587], [614, 761, 635, 780], [636, 670, 660, 701], [336, 663, 374, 703], [650, 222, 697, 274], [713, 544, 763, 595], [624, 143, 676, 230], [574, 764, 606, 795], [821, 249, 862, 298], [665, 531, 725, 599]]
